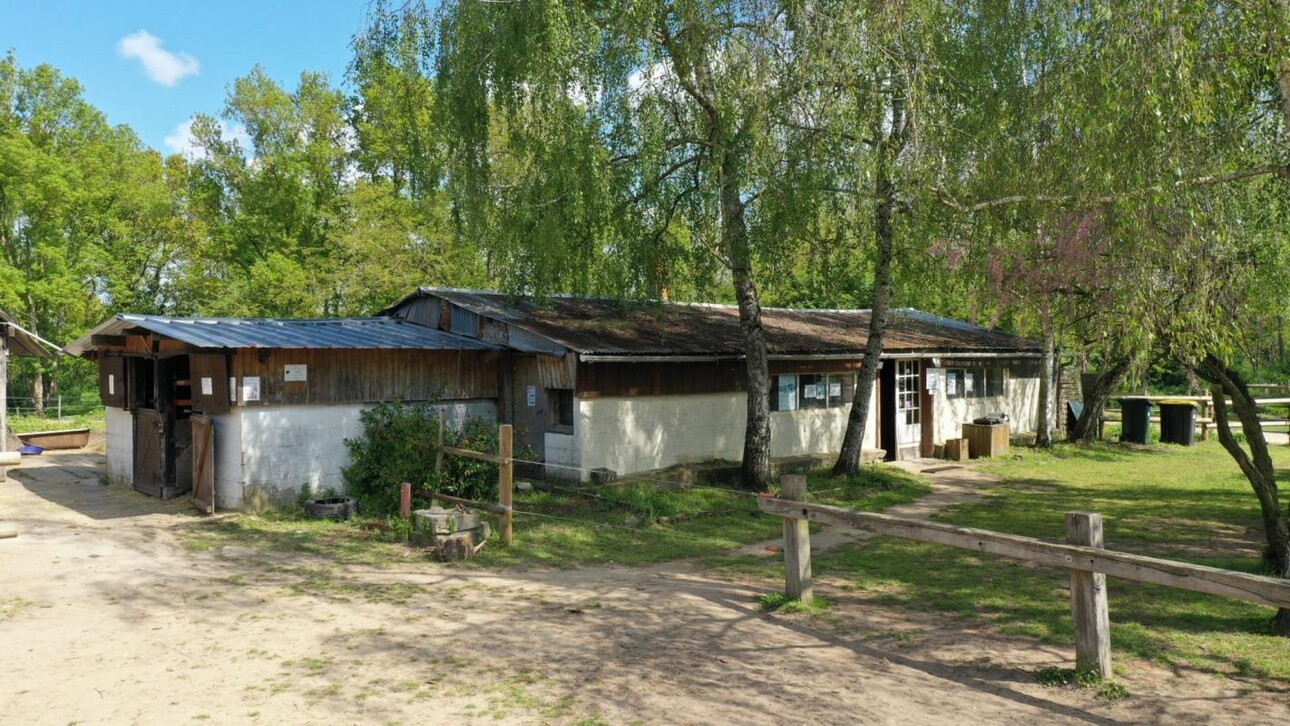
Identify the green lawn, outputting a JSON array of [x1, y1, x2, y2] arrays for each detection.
[[470, 465, 931, 568], [177, 465, 932, 570], [806, 441, 1290, 682]]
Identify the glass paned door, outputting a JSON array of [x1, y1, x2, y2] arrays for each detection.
[[896, 360, 921, 446]]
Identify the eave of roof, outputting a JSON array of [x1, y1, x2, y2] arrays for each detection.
[[1, 311, 58, 358], [65, 314, 500, 356]]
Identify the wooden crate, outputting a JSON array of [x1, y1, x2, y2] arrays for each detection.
[[962, 423, 1009, 459], [945, 438, 970, 461]]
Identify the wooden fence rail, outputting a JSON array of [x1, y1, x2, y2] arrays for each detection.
[[759, 479, 1290, 679], [433, 422, 514, 546]]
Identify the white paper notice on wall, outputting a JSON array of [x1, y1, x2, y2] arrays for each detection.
[[526, 385, 536, 407], [926, 368, 940, 392], [108, 374, 115, 395], [242, 376, 261, 402], [284, 364, 307, 382], [229, 377, 237, 402], [201, 377, 213, 395]]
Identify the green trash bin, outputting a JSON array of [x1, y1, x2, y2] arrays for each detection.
[[1118, 397, 1151, 444], [1158, 400, 1197, 446]]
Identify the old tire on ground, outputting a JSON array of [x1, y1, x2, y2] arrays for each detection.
[[305, 496, 358, 521]]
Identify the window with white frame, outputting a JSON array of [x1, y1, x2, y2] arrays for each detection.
[[769, 373, 856, 411], [945, 367, 1004, 399]]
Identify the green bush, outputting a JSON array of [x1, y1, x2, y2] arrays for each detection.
[[342, 402, 499, 516]]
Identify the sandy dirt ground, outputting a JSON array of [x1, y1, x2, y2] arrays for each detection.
[[2, 452, 1288, 725]]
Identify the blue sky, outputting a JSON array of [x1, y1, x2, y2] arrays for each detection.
[[0, 1, 381, 153]]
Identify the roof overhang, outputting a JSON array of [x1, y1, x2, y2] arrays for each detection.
[[1, 316, 59, 359], [66, 314, 501, 357]]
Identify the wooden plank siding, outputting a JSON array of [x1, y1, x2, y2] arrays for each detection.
[[577, 358, 864, 399], [98, 357, 126, 408], [230, 349, 497, 406], [189, 353, 231, 413], [769, 359, 863, 375], [577, 360, 747, 399]]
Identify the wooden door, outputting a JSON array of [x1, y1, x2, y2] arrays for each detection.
[[191, 414, 215, 514], [133, 408, 165, 497]]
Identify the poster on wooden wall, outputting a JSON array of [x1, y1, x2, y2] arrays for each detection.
[[284, 364, 307, 382], [242, 376, 261, 402]]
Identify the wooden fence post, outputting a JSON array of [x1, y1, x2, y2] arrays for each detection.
[[781, 474, 813, 605], [499, 423, 513, 546], [399, 482, 412, 519], [1066, 511, 1112, 679]]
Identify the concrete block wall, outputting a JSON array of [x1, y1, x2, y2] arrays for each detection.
[[235, 399, 497, 510], [933, 374, 1039, 444], [104, 407, 133, 485], [577, 389, 878, 479]]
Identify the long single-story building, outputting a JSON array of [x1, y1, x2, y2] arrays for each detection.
[[381, 289, 1042, 477], [69, 289, 1042, 509]]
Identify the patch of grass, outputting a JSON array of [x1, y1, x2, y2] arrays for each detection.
[[816, 441, 1290, 683], [1034, 666, 1129, 700], [757, 591, 833, 614], [1, 597, 34, 620], [806, 464, 934, 510], [471, 467, 930, 568], [176, 463, 931, 570], [177, 510, 408, 565]]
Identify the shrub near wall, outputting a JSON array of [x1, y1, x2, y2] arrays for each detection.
[[342, 402, 498, 515]]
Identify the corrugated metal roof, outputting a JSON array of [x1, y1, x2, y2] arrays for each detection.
[[65, 314, 500, 355], [390, 288, 1041, 357], [1, 310, 57, 358]]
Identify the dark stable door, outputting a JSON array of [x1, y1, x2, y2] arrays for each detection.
[[133, 408, 165, 497]]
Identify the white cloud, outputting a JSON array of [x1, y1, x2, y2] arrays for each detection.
[[163, 117, 250, 160], [117, 30, 200, 86]]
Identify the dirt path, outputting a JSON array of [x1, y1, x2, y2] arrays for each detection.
[[3, 453, 1288, 725]]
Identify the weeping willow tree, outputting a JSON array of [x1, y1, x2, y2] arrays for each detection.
[[350, 1, 840, 488]]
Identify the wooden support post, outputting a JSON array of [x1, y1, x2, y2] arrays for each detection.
[[780, 474, 813, 605], [1066, 511, 1112, 679], [434, 409, 445, 479], [499, 423, 513, 546], [399, 482, 412, 519]]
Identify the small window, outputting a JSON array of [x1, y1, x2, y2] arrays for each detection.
[[946, 367, 1004, 399], [798, 374, 827, 410], [770, 372, 854, 411], [549, 388, 574, 428], [986, 368, 1004, 397], [770, 375, 798, 411], [946, 369, 964, 399]]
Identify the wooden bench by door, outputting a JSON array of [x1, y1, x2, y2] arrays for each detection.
[[191, 414, 215, 514]]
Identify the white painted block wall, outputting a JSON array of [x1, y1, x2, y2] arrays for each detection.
[[234, 399, 497, 509], [104, 407, 133, 485], [933, 375, 1040, 444], [577, 389, 878, 478]]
